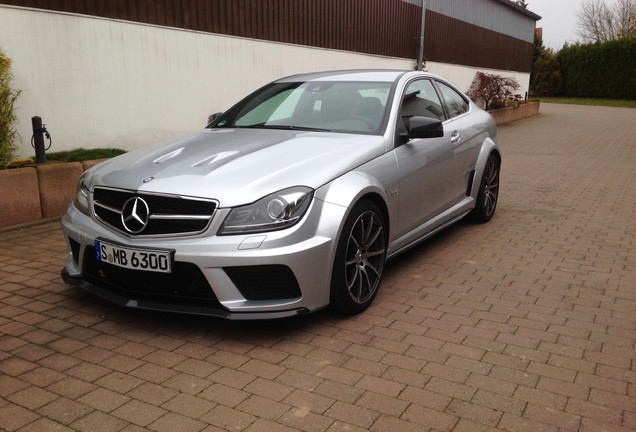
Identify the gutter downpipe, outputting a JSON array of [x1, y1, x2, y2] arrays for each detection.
[[417, 0, 427, 70]]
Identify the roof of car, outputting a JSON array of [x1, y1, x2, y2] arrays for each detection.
[[276, 69, 414, 83]]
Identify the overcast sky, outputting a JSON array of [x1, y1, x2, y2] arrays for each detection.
[[526, 0, 583, 49]]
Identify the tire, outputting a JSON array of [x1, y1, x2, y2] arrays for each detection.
[[469, 153, 500, 223], [330, 200, 387, 315]]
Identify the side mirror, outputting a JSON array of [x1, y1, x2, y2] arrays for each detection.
[[401, 116, 444, 140], [207, 112, 223, 126]]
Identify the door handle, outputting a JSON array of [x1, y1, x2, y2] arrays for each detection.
[[450, 131, 461, 144]]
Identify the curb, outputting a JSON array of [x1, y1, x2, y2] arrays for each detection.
[[0, 159, 107, 229]]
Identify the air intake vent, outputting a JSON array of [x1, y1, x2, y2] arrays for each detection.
[[224, 265, 302, 301]]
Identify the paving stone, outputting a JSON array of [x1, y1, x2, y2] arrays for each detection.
[[1, 103, 635, 431]]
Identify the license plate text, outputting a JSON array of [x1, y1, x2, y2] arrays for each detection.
[[96, 240, 172, 273]]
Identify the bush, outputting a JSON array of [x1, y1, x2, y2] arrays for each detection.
[[531, 54, 564, 97], [0, 48, 21, 168], [530, 34, 564, 97], [467, 72, 522, 110], [558, 38, 636, 99]]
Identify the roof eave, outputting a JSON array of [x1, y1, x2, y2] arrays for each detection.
[[495, 0, 542, 21]]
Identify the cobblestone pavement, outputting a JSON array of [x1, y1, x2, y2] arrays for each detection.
[[1, 103, 635, 431]]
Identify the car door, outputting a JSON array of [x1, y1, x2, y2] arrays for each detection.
[[393, 78, 476, 238], [433, 80, 482, 204]]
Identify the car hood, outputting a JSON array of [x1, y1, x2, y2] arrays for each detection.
[[87, 128, 386, 207]]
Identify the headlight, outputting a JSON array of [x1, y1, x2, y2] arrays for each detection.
[[218, 186, 313, 235], [73, 174, 90, 215]]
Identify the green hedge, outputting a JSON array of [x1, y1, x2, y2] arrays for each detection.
[[0, 48, 21, 168], [558, 38, 636, 99]]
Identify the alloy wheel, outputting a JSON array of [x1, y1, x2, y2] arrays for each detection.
[[344, 210, 386, 304]]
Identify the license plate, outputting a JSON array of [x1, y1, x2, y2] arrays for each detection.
[[95, 239, 172, 273]]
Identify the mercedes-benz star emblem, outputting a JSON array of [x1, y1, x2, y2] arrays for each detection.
[[121, 197, 150, 234]]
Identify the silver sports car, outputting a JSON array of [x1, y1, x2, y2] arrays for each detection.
[[61, 70, 500, 319]]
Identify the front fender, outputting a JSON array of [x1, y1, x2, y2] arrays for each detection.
[[314, 152, 399, 244], [315, 170, 390, 209]]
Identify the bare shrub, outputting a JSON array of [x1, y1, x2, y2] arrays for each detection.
[[467, 72, 521, 110]]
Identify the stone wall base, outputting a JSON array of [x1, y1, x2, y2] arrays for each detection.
[[0, 160, 106, 229], [490, 101, 541, 125]]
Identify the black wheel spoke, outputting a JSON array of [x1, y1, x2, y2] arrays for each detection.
[[365, 261, 382, 279], [365, 249, 385, 259], [363, 225, 383, 249]]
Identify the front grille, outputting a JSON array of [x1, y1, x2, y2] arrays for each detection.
[[224, 265, 302, 301], [93, 187, 216, 236], [83, 246, 221, 307]]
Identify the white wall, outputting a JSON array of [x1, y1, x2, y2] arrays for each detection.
[[0, 6, 529, 158], [427, 62, 530, 96]]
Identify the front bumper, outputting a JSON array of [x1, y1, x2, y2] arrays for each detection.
[[60, 268, 310, 319], [60, 197, 345, 319]]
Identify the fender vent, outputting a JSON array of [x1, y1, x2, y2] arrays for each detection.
[[466, 170, 476, 196]]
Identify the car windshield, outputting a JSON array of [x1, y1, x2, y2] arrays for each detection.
[[214, 81, 392, 134]]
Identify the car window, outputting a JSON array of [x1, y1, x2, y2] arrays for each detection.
[[436, 82, 469, 118], [235, 88, 302, 126], [292, 83, 390, 132], [400, 79, 445, 120], [359, 87, 390, 106], [227, 82, 392, 134]]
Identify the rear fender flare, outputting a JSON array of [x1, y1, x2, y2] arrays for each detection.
[[470, 137, 500, 199]]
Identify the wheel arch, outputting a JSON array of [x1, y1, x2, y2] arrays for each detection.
[[358, 192, 390, 243], [328, 194, 389, 315], [315, 170, 393, 243], [470, 137, 501, 199]]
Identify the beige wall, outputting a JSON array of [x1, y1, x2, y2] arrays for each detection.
[[1, 5, 529, 158], [427, 62, 530, 97]]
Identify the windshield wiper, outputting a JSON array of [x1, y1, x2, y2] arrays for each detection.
[[236, 124, 333, 132]]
